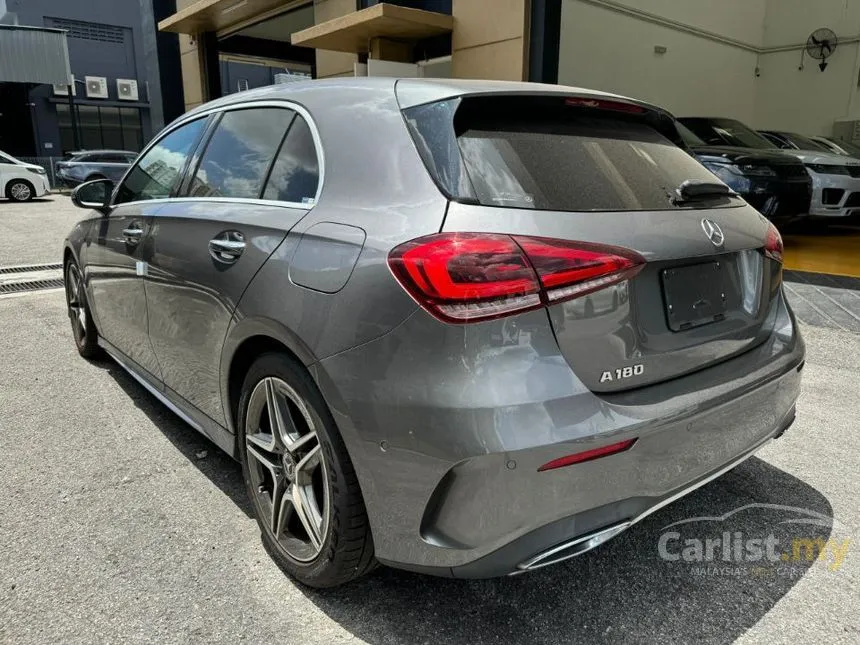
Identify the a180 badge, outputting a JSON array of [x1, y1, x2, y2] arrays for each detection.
[[600, 364, 644, 383]]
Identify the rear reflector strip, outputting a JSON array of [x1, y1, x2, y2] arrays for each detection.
[[537, 438, 637, 472]]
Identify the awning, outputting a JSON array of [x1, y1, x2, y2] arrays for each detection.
[[159, 0, 310, 35], [291, 3, 453, 54], [0, 25, 70, 86]]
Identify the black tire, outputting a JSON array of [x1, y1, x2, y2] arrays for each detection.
[[64, 259, 102, 359], [6, 179, 35, 202], [237, 352, 376, 588], [85, 174, 106, 183]]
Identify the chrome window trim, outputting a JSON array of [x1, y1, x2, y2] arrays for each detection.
[[151, 196, 316, 210], [110, 99, 325, 211]]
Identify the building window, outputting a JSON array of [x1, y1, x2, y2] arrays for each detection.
[[56, 104, 144, 153]]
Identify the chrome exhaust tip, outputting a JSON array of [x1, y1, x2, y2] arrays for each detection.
[[513, 521, 632, 574]]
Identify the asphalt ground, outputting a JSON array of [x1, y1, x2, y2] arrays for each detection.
[[1, 197, 858, 644]]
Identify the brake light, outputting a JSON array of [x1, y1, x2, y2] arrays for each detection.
[[764, 224, 783, 263], [388, 233, 645, 323], [565, 97, 646, 114], [537, 438, 637, 472]]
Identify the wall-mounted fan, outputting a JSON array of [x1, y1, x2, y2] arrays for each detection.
[[800, 27, 838, 72]]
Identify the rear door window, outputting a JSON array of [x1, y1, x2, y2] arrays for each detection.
[[262, 115, 320, 205], [405, 96, 737, 212], [188, 108, 294, 199]]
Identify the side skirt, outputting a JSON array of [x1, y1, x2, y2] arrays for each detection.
[[99, 338, 238, 459]]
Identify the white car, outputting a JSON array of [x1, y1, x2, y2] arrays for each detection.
[[758, 130, 860, 218], [809, 135, 860, 159], [0, 150, 51, 202]]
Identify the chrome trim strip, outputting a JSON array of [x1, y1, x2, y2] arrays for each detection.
[[103, 346, 203, 434], [109, 99, 325, 210], [514, 435, 775, 573], [516, 522, 631, 572], [149, 196, 313, 210]]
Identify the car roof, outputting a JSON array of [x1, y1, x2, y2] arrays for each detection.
[[182, 77, 667, 122]]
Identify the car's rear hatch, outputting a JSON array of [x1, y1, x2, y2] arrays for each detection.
[[397, 84, 782, 393]]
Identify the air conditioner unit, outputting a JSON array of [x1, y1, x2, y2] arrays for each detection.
[[237, 78, 249, 92], [116, 79, 139, 101], [52, 76, 76, 96], [85, 76, 109, 99]]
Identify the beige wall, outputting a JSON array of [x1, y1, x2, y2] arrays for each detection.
[[451, 0, 529, 81], [558, 0, 762, 122], [754, 0, 860, 135], [557, 0, 860, 136], [177, 0, 205, 112], [314, 0, 357, 79]]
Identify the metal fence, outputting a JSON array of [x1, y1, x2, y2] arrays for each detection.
[[13, 156, 67, 190]]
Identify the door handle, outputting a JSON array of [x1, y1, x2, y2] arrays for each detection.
[[122, 227, 144, 245], [209, 234, 245, 263]]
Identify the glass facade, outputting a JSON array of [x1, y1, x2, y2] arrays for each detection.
[[56, 104, 145, 153]]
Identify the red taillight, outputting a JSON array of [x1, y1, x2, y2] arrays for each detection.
[[516, 237, 644, 303], [388, 233, 645, 323], [764, 224, 784, 263], [565, 97, 646, 114], [537, 438, 637, 472]]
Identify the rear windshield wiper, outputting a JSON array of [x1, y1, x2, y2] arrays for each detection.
[[672, 180, 735, 205]]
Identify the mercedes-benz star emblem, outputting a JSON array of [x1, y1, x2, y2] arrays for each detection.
[[701, 218, 725, 247]]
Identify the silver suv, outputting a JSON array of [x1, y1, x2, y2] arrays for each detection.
[[55, 150, 137, 187]]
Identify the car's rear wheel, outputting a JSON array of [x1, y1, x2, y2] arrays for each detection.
[[237, 353, 376, 588], [64, 260, 101, 358], [6, 180, 34, 202]]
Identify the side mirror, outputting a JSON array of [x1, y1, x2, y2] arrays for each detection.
[[71, 178, 114, 214]]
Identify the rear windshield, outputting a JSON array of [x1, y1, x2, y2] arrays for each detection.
[[782, 132, 829, 152], [680, 118, 777, 150], [404, 96, 738, 212]]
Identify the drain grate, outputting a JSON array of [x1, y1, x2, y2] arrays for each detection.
[[0, 262, 63, 275], [0, 278, 65, 295]]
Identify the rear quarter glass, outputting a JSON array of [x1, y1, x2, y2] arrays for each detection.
[[403, 95, 742, 212]]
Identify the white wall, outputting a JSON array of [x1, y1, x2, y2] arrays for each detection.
[[558, 0, 765, 121], [754, 0, 860, 135]]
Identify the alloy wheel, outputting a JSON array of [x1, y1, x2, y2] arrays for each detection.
[[65, 264, 87, 346], [10, 182, 31, 201], [245, 377, 330, 562]]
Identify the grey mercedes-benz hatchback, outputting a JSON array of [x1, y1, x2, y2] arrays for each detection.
[[63, 78, 804, 588]]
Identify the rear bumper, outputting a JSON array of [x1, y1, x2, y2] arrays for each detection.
[[458, 405, 797, 578], [315, 289, 804, 577]]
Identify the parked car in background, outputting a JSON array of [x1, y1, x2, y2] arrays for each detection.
[[810, 136, 860, 159], [675, 122, 811, 222], [757, 130, 832, 153], [63, 79, 804, 588], [55, 150, 137, 187], [0, 150, 50, 201], [681, 117, 860, 220]]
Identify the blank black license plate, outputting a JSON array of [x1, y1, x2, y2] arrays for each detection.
[[662, 261, 728, 331]]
